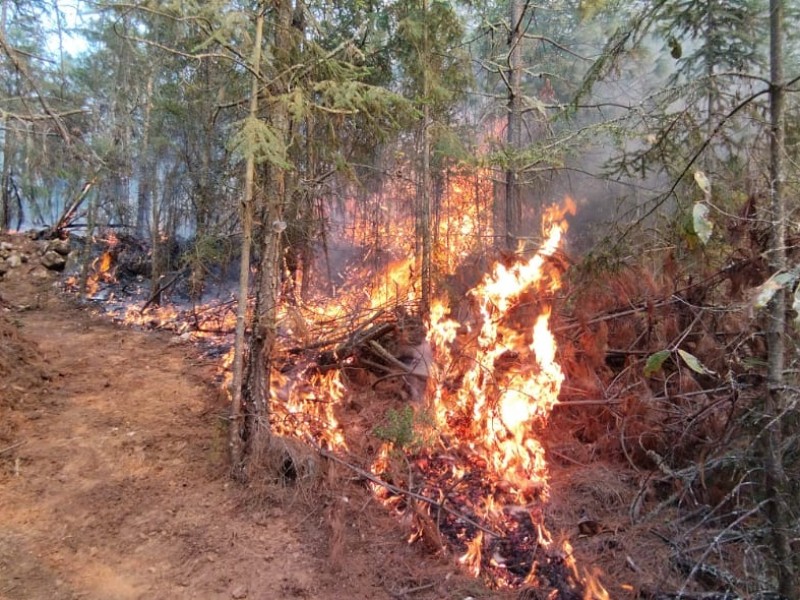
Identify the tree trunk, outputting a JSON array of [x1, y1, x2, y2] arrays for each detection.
[[1, 113, 12, 231], [229, 3, 264, 470], [1, 0, 9, 230], [419, 0, 432, 316], [136, 75, 154, 239], [190, 59, 216, 302], [505, 0, 524, 250], [149, 163, 163, 306], [78, 194, 96, 299], [765, 1, 795, 596], [242, 0, 295, 462]]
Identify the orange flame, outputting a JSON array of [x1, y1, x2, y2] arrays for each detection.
[[459, 531, 483, 577], [85, 250, 116, 295], [424, 199, 576, 578]]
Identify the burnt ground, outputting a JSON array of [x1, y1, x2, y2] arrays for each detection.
[[0, 233, 488, 600]]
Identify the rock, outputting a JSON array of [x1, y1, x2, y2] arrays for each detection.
[[47, 238, 71, 256], [0, 241, 13, 251], [30, 266, 51, 279], [41, 250, 67, 271], [231, 586, 248, 599], [0, 258, 7, 276], [169, 332, 192, 345], [7, 253, 22, 268]]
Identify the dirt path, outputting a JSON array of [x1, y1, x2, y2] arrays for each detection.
[[0, 249, 391, 599]]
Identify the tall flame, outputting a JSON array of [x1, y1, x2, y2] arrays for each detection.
[[426, 198, 576, 577]]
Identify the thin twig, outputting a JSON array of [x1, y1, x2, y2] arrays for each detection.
[[0, 440, 25, 455], [555, 297, 677, 332], [389, 582, 436, 599]]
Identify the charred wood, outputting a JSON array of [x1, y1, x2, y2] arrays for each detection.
[[141, 268, 188, 311]]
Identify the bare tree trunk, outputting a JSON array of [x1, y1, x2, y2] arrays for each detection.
[[78, 194, 96, 299], [150, 164, 163, 306], [190, 59, 216, 302], [242, 0, 295, 461], [136, 74, 154, 239], [229, 3, 264, 471], [766, 1, 795, 596], [1, 0, 11, 231], [505, 0, 524, 250], [419, 0, 432, 316], [1, 113, 12, 231]]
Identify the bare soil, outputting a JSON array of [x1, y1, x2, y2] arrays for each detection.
[[0, 234, 475, 600]]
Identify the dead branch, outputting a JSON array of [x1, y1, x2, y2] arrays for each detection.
[[362, 360, 397, 375], [141, 269, 187, 311], [50, 178, 97, 237], [388, 582, 435, 599], [288, 311, 391, 354], [673, 553, 740, 593], [643, 593, 743, 600], [339, 321, 394, 356], [369, 340, 413, 373]]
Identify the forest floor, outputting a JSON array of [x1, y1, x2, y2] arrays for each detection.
[[0, 232, 484, 600]]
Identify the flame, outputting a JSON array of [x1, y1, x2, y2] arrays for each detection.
[[582, 570, 611, 600], [422, 199, 576, 580], [270, 366, 349, 450], [85, 250, 116, 295], [434, 171, 494, 273], [459, 531, 483, 577]]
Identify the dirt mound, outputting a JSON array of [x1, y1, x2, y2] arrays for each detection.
[[0, 312, 51, 462], [0, 315, 49, 407]]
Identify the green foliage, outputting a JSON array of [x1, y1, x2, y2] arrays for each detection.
[[575, 1, 665, 105], [658, 0, 765, 82], [391, 0, 472, 110], [643, 350, 671, 377], [677, 348, 716, 376], [228, 116, 292, 169], [185, 233, 234, 267], [311, 80, 418, 126], [373, 405, 436, 453]]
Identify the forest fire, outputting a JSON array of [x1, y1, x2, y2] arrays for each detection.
[[12, 0, 790, 594], [364, 199, 598, 592], [73, 196, 608, 595]]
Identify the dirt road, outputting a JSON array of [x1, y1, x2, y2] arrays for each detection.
[[0, 243, 395, 600]]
